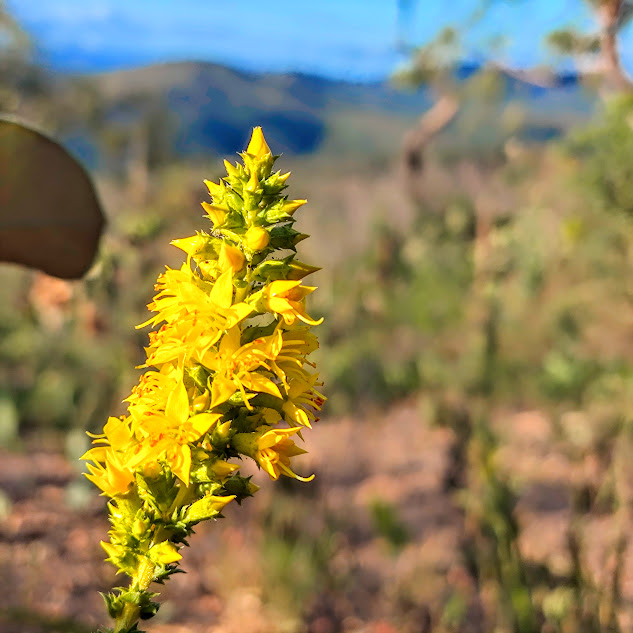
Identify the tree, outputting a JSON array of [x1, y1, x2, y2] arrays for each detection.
[[398, 0, 633, 184]]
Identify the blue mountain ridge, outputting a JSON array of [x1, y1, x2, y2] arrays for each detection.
[[65, 60, 595, 164]]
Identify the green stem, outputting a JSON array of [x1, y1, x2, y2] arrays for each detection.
[[112, 549, 156, 632]]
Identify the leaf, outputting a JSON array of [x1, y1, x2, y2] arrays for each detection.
[[0, 117, 104, 279]]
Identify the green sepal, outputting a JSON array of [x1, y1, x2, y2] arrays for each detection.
[[252, 256, 293, 282], [105, 545, 140, 577], [189, 458, 226, 486], [102, 587, 159, 624], [223, 190, 246, 215], [288, 260, 321, 280], [222, 475, 257, 504], [260, 198, 294, 223], [244, 288, 267, 315], [261, 170, 289, 195], [185, 364, 211, 393], [135, 471, 178, 517], [108, 493, 142, 524], [223, 160, 245, 183], [268, 224, 307, 251]]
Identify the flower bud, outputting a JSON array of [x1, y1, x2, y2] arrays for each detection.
[[245, 226, 270, 251], [193, 391, 210, 412], [201, 202, 228, 227], [246, 126, 271, 159], [143, 461, 162, 479], [132, 517, 150, 539], [218, 243, 245, 273], [148, 541, 182, 565]]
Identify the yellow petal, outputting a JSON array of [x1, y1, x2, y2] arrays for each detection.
[[211, 376, 238, 408], [188, 412, 221, 438], [209, 270, 233, 309], [201, 202, 227, 227], [166, 380, 189, 424], [242, 372, 282, 399], [170, 444, 192, 485]]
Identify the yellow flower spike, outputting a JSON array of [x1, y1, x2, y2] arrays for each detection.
[[218, 242, 246, 274], [86, 127, 324, 633], [246, 126, 271, 159], [244, 226, 270, 251]]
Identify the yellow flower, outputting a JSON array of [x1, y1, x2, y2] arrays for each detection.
[[126, 364, 179, 410], [269, 326, 319, 388], [234, 426, 313, 481], [267, 279, 323, 326], [139, 267, 252, 366], [202, 326, 283, 409], [156, 266, 249, 323], [130, 379, 222, 485], [84, 449, 135, 497], [82, 416, 136, 496], [281, 375, 326, 428]]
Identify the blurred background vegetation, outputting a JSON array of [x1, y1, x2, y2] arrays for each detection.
[[5, 1, 633, 632]]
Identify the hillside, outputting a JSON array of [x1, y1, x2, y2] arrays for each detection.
[[85, 61, 597, 162]]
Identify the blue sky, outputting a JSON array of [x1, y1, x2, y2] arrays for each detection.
[[7, 0, 609, 81]]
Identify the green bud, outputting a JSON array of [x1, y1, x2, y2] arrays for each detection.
[[223, 475, 260, 504]]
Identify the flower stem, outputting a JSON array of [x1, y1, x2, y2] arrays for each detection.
[[113, 556, 155, 633]]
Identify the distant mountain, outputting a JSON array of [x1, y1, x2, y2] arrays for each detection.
[[86, 61, 597, 162], [91, 61, 437, 158]]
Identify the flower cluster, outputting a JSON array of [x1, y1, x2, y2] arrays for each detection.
[[83, 128, 324, 633]]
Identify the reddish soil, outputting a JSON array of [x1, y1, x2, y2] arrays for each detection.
[[1, 404, 632, 633]]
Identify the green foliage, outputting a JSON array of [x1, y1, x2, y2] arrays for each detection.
[[369, 499, 410, 551], [546, 29, 600, 56], [566, 96, 633, 218], [259, 488, 340, 622]]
